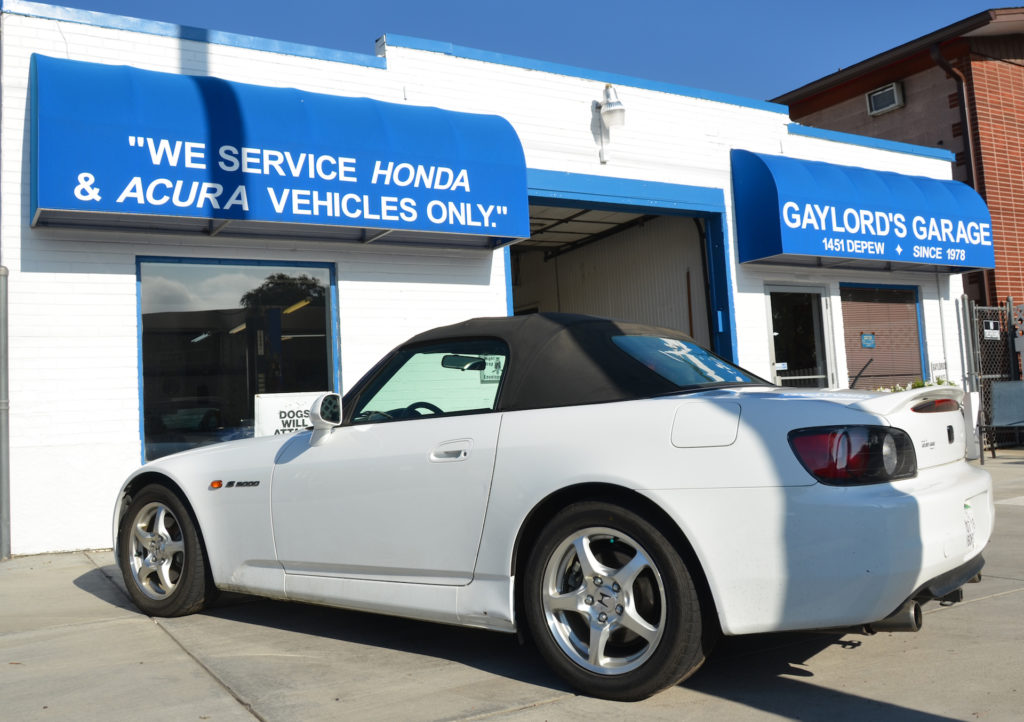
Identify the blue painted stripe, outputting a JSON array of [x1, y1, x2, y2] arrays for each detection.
[[2, 0, 386, 68], [327, 264, 342, 393], [29, 52, 39, 226], [503, 246, 514, 317], [528, 169, 726, 215], [134, 259, 146, 465], [704, 215, 738, 362], [385, 34, 789, 115], [788, 124, 955, 162]]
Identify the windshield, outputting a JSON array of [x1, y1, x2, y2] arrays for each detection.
[[613, 335, 766, 389]]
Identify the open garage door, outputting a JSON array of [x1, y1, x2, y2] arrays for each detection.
[[510, 207, 710, 345]]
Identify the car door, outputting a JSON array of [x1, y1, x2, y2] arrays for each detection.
[[270, 338, 508, 585]]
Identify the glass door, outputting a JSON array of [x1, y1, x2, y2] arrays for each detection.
[[768, 289, 829, 388]]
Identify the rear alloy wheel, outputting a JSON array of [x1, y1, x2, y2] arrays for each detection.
[[525, 502, 709, 700], [118, 485, 211, 617]]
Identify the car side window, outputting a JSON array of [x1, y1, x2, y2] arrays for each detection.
[[350, 339, 509, 424]]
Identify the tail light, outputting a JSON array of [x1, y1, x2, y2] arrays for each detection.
[[911, 399, 960, 413], [788, 426, 917, 485]]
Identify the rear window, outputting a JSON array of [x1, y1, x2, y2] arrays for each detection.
[[612, 335, 764, 389]]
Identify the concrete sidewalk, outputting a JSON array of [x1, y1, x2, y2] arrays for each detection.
[[2, 452, 1023, 721]]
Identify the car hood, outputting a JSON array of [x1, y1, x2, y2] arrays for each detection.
[[135, 431, 307, 478]]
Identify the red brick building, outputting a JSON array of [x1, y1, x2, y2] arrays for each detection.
[[774, 8, 1024, 306]]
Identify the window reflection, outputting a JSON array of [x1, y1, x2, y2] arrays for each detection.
[[613, 335, 763, 388], [140, 261, 332, 460]]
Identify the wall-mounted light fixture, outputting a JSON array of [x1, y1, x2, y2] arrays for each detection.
[[597, 84, 626, 163], [599, 84, 626, 128]]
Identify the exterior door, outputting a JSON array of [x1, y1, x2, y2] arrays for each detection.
[[271, 339, 508, 585], [840, 285, 923, 388], [270, 414, 500, 585], [768, 288, 830, 388]]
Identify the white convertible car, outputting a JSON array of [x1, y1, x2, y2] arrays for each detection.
[[114, 313, 993, 700]]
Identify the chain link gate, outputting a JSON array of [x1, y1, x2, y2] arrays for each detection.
[[962, 296, 1023, 451]]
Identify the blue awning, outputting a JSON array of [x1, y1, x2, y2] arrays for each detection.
[[731, 149, 994, 272], [31, 55, 529, 248]]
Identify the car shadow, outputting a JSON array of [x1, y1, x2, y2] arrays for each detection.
[[75, 564, 957, 718], [72, 562, 138, 613], [205, 595, 568, 692], [74, 563, 569, 694], [686, 632, 959, 720]]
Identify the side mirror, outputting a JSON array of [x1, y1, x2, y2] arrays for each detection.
[[309, 392, 341, 430]]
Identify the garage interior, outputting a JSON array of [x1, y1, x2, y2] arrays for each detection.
[[510, 204, 711, 345]]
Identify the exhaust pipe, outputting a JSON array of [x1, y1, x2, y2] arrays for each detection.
[[864, 600, 922, 634]]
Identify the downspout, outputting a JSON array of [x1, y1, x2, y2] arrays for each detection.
[[1, 266, 9, 560], [931, 43, 989, 305]]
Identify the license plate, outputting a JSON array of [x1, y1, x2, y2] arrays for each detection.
[[964, 502, 977, 551]]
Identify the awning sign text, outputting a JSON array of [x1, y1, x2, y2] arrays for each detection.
[[31, 55, 529, 239]]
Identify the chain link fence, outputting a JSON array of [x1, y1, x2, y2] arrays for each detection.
[[964, 297, 1023, 450]]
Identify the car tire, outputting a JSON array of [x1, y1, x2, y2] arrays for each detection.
[[524, 501, 709, 700], [117, 484, 212, 617]]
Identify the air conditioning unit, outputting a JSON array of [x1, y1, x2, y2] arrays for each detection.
[[866, 82, 904, 116]]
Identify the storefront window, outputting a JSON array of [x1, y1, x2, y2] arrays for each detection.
[[139, 259, 334, 460]]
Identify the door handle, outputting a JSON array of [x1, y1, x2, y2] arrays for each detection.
[[429, 439, 472, 462]]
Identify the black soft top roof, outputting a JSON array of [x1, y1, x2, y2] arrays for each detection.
[[405, 313, 694, 411]]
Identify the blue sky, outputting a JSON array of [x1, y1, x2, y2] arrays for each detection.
[[57, 0, 1001, 100]]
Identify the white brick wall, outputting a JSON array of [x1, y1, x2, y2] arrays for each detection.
[[0, 9, 971, 553]]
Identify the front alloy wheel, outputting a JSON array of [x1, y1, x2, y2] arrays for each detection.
[[525, 502, 709, 700], [127, 501, 186, 601], [118, 484, 211, 617]]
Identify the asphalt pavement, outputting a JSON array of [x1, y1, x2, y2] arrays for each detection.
[[2, 451, 1023, 721]]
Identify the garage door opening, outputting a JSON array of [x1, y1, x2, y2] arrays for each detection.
[[510, 206, 711, 346]]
